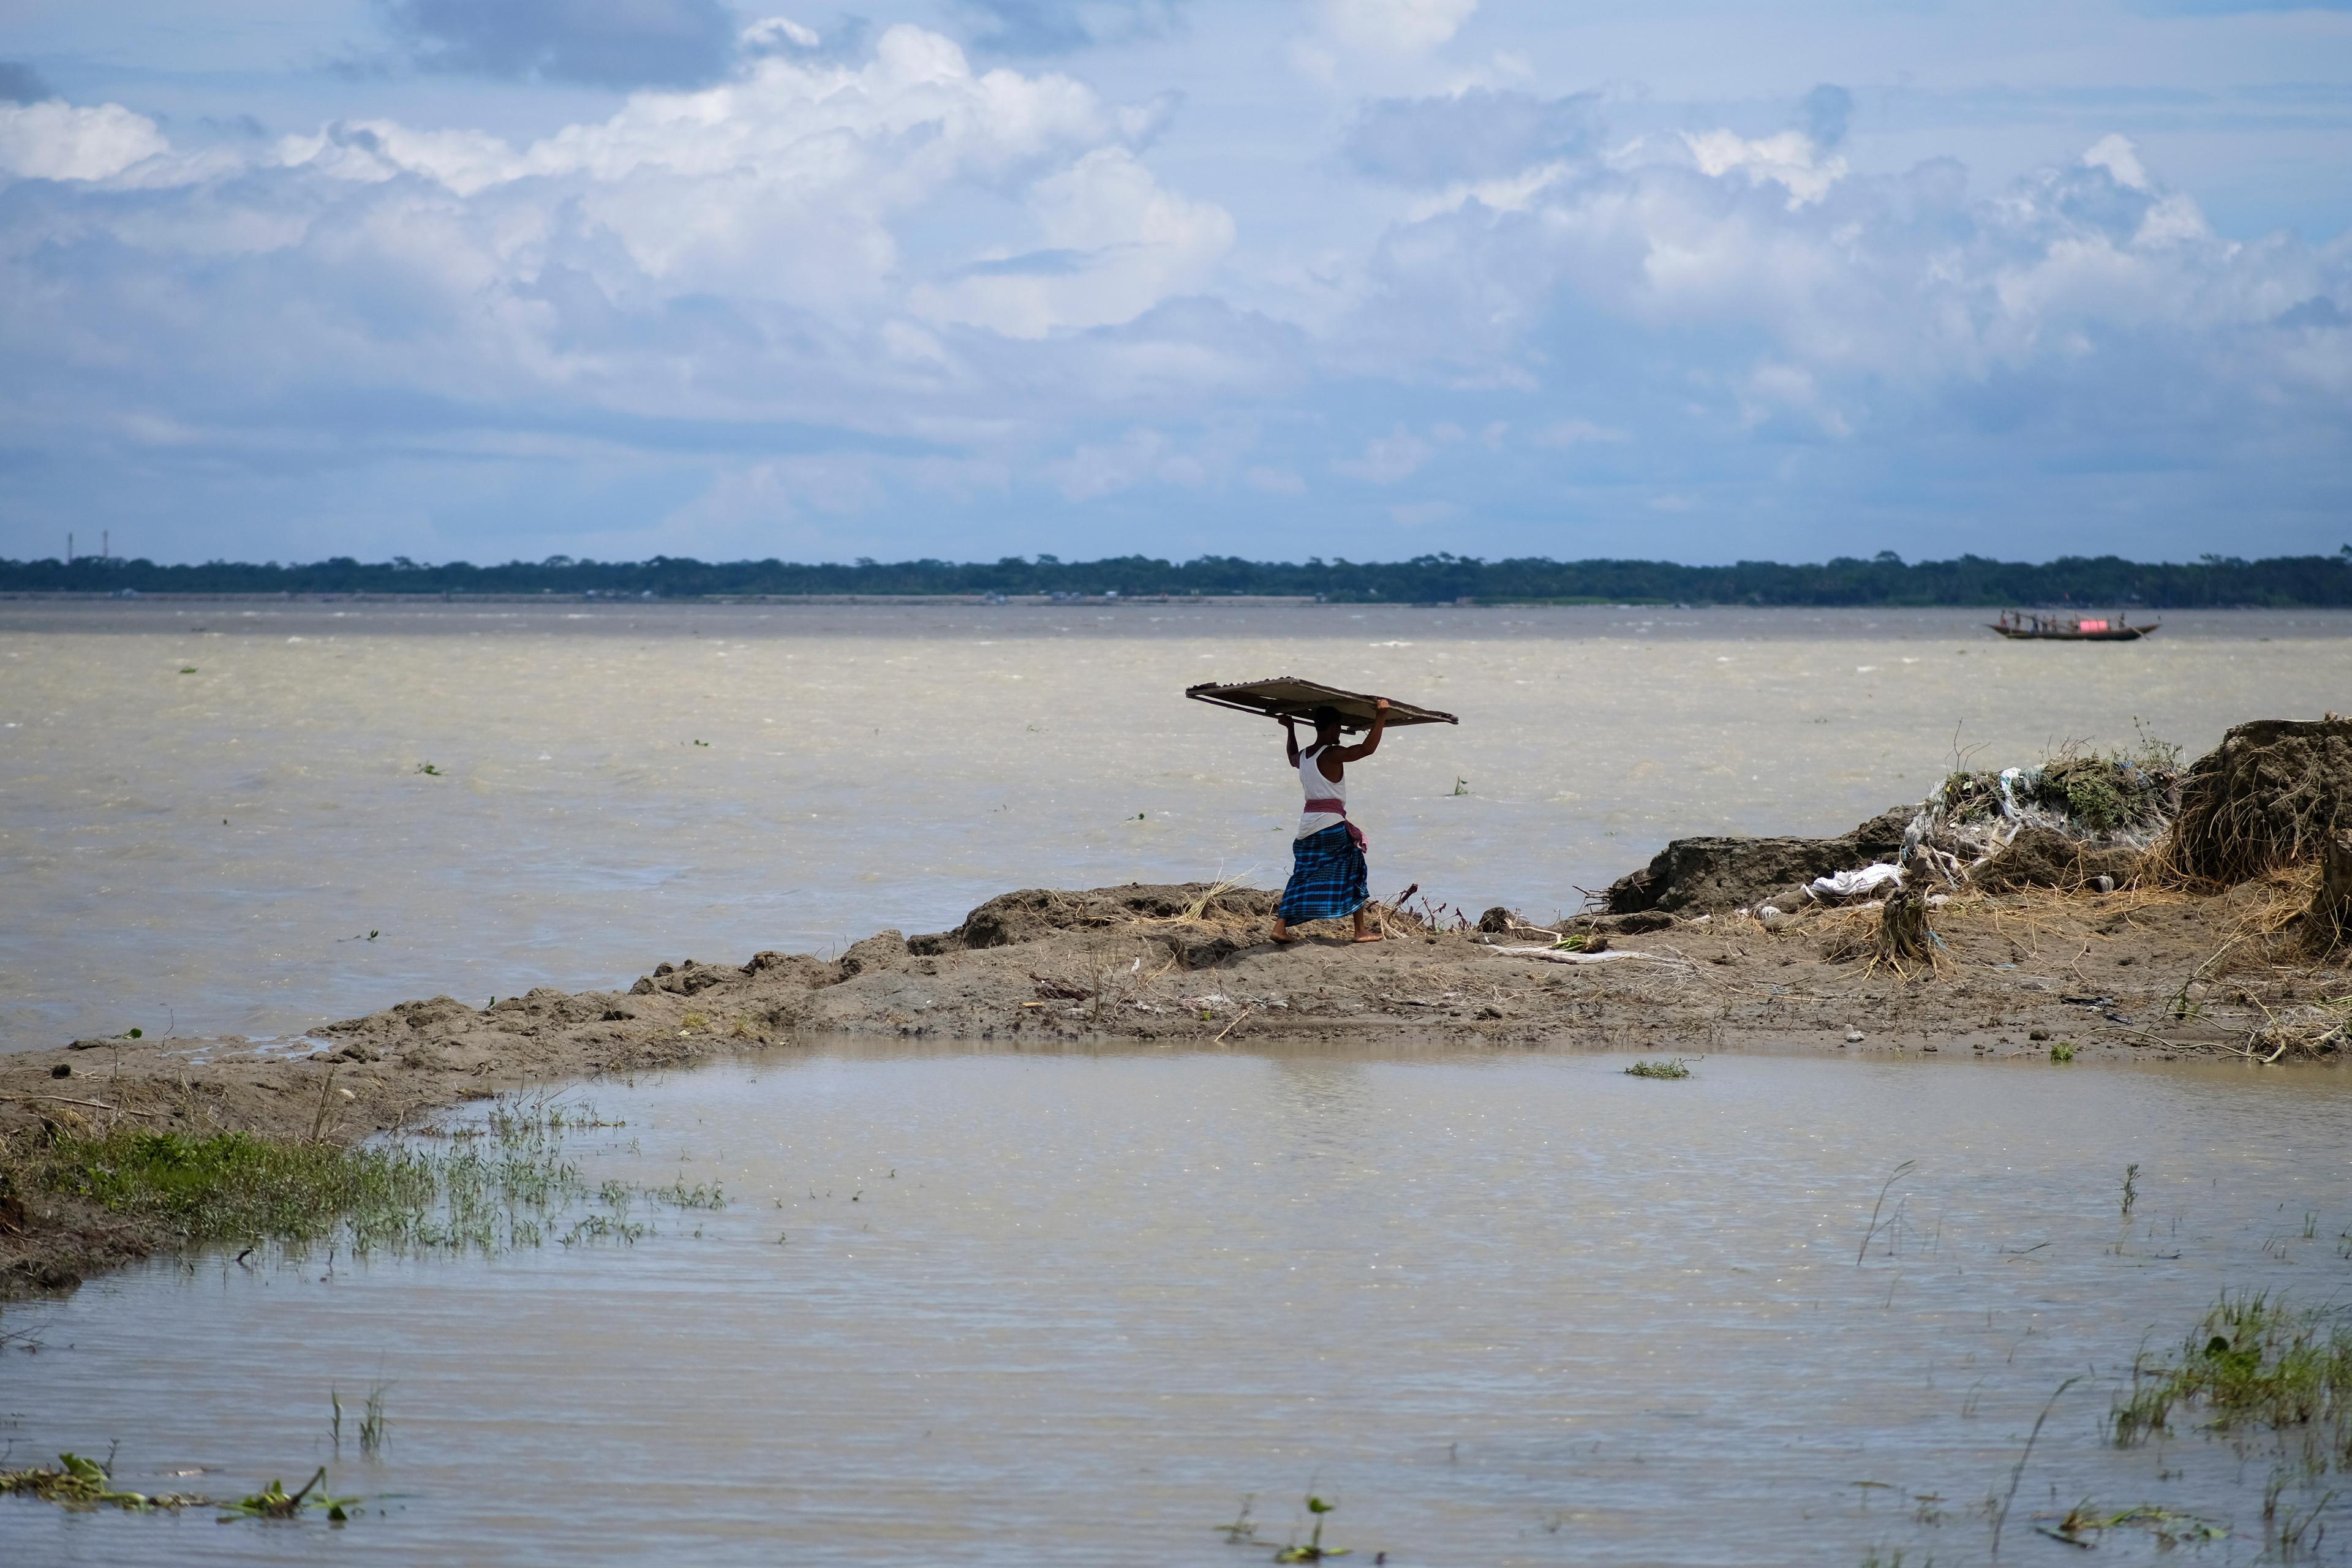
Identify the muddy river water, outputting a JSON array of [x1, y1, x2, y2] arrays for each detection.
[[3, 600, 2348, 1052], [6, 1046, 2349, 1563]]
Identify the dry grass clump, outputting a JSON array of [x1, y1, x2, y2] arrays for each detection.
[[1970, 826, 2144, 894], [2155, 716, 2352, 888], [2174, 862, 2344, 982], [2244, 997, 2350, 1061], [2311, 830, 2351, 959], [1818, 888, 1947, 979]]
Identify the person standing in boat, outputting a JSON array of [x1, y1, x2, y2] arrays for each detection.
[[1272, 701, 1389, 944]]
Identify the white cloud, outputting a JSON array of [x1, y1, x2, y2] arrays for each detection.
[[1044, 427, 1209, 500], [1347, 110, 2348, 429], [2, 24, 2347, 567], [1320, 0, 1478, 56], [252, 23, 1202, 325], [1680, 128, 1847, 208], [741, 15, 822, 51], [0, 22, 1238, 465], [911, 146, 1234, 336], [0, 100, 170, 181], [1736, 362, 1851, 437], [1535, 419, 1628, 447], [2081, 134, 2150, 193], [667, 455, 883, 529], [1334, 426, 1434, 483]]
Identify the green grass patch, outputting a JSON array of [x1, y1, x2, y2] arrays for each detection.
[[5, 1099, 649, 1263], [40, 1129, 442, 1250], [1624, 1058, 1693, 1080], [2114, 1292, 2352, 1453]]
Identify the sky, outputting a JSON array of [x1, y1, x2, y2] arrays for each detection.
[[1, 0, 2348, 567]]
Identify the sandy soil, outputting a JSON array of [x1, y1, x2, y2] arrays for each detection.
[[3, 870, 2341, 1296]]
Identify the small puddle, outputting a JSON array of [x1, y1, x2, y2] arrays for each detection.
[[4, 1044, 2348, 1564]]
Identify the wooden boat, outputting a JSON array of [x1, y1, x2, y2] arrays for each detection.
[[1988, 612, 2160, 642], [1185, 677, 1458, 731]]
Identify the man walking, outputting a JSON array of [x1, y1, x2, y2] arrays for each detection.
[[1272, 700, 1389, 944]]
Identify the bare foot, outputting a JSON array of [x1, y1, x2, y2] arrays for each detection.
[[1351, 929, 1383, 943], [1270, 925, 1297, 943]]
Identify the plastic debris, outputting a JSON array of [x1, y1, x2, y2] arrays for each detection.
[[1805, 862, 1905, 902]]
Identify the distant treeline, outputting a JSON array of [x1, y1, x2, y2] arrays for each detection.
[[6, 550, 2351, 606]]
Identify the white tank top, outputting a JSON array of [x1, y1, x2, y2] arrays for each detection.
[[1297, 744, 1346, 839]]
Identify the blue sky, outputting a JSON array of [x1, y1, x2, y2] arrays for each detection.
[[2, 0, 2347, 566]]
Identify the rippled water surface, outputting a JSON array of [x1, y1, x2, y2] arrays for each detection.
[[3, 600, 2348, 1049], [4, 1046, 2348, 1564]]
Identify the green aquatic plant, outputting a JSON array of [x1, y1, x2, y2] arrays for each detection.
[[2038, 1501, 2225, 1550], [358, 1384, 390, 1457], [0, 1450, 355, 1521], [0, 1452, 194, 1511], [221, 1467, 360, 1522], [652, 1177, 725, 1208], [558, 1212, 646, 1246], [2113, 1293, 2352, 1449], [1855, 1159, 1917, 1265], [1623, 1059, 1692, 1079], [2049, 1041, 2076, 1063], [414, 762, 442, 776], [1993, 1374, 2085, 1559], [1274, 1493, 1348, 1562]]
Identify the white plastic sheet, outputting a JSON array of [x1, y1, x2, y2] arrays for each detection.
[[1804, 862, 1905, 901]]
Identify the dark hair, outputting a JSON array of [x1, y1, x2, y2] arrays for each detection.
[[1311, 706, 1343, 729]]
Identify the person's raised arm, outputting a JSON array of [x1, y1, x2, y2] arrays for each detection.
[[1336, 699, 1390, 761], [1282, 715, 1300, 767]]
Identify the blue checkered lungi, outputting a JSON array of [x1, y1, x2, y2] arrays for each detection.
[[1279, 823, 1369, 924]]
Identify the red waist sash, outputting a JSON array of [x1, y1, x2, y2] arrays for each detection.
[[1302, 798, 1367, 853]]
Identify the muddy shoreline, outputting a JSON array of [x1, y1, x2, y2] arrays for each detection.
[[4, 851, 2341, 1297]]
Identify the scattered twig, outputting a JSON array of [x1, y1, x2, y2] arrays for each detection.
[[1994, 1376, 2086, 1559], [0, 1093, 159, 1119], [1856, 1159, 1917, 1265], [307, 1065, 339, 1144]]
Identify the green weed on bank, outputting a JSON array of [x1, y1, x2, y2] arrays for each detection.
[[5, 1099, 644, 1261]]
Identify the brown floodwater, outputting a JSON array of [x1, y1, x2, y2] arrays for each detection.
[[3, 598, 2348, 1053], [2, 1044, 2346, 1563]]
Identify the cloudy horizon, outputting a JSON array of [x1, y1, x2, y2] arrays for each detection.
[[2, 0, 2347, 567]]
